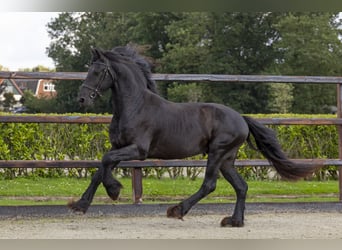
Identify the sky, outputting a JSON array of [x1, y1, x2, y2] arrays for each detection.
[[0, 12, 60, 71]]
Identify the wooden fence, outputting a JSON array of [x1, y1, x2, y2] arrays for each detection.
[[1, 71, 342, 203]]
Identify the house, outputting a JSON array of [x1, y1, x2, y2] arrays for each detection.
[[14, 79, 57, 99], [0, 79, 56, 111]]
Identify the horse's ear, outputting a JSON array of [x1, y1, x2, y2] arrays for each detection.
[[91, 48, 103, 61]]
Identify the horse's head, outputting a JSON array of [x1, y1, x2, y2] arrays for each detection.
[[78, 48, 116, 107]]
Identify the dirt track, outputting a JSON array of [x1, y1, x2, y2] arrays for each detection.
[[0, 203, 341, 239]]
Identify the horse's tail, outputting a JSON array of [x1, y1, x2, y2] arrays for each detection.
[[242, 116, 316, 180]]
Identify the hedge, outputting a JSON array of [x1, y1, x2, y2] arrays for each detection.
[[0, 113, 339, 180]]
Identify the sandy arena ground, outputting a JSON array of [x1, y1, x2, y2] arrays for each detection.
[[0, 203, 341, 239]]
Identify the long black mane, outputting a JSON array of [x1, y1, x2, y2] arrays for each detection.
[[100, 46, 158, 94]]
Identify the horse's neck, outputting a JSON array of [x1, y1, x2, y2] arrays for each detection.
[[110, 86, 146, 120]]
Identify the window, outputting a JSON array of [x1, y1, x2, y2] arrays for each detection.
[[43, 82, 56, 92]]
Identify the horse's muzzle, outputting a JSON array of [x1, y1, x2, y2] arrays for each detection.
[[78, 96, 93, 107]]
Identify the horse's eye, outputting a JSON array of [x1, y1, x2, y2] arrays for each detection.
[[92, 70, 101, 77], [90, 92, 97, 99]]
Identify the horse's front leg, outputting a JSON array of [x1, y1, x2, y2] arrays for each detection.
[[68, 167, 105, 213], [102, 163, 123, 201], [69, 144, 147, 213], [101, 144, 147, 200]]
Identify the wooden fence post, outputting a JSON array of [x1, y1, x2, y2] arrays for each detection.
[[337, 83, 342, 202], [132, 168, 143, 204]]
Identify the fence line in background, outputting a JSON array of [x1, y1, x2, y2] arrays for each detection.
[[1, 71, 342, 203], [1, 71, 342, 84]]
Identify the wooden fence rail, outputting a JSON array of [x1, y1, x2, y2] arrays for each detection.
[[1, 159, 342, 169], [2, 115, 342, 125], [1, 71, 342, 203], [2, 71, 342, 83]]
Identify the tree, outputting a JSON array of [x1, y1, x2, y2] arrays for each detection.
[[47, 12, 289, 113], [2, 92, 16, 111], [47, 12, 135, 113], [157, 13, 213, 99], [267, 83, 294, 113], [159, 13, 281, 113], [128, 12, 181, 60], [159, 13, 211, 74], [47, 13, 84, 113], [207, 13, 283, 113], [21, 90, 58, 113], [270, 12, 342, 113], [45, 12, 342, 114], [167, 83, 205, 103], [18, 65, 54, 72], [47, 12, 177, 113]]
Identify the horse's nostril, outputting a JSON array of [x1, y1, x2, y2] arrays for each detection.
[[79, 97, 85, 103]]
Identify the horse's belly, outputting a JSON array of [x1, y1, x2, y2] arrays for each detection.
[[148, 138, 206, 159], [148, 149, 200, 159]]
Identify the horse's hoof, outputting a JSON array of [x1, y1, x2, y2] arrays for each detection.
[[67, 199, 89, 214], [166, 205, 184, 220], [105, 182, 123, 201], [220, 216, 244, 227]]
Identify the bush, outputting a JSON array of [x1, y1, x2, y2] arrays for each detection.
[[0, 113, 339, 180], [0, 113, 110, 178]]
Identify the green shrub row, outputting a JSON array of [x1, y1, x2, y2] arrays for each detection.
[[0, 113, 340, 180], [0, 113, 110, 179]]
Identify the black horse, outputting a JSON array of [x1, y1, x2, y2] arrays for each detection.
[[69, 46, 316, 227]]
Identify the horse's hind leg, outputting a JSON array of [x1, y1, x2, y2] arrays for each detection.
[[167, 150, 224, 219], [220, 162, 248, 227]]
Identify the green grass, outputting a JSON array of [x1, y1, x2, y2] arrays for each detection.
[[0, 176, 339, 206]]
